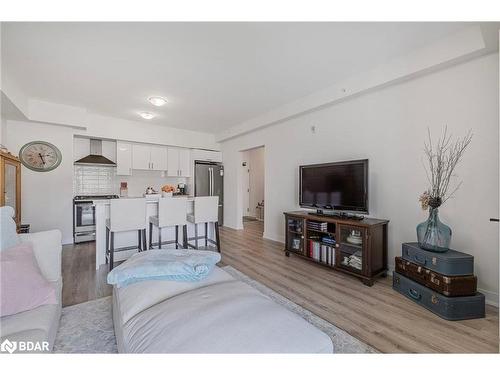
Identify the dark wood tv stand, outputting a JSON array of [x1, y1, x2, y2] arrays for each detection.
[[284, 211, 389, 286]]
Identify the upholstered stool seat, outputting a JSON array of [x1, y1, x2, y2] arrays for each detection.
[[149, 197, 188, 249], [106, 198, 147, 271], [187, 196, 220, 252]]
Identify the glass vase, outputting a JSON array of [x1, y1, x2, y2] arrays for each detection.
[[416, 208, 452, 253]]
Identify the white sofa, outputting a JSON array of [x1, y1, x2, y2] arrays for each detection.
[[113, 267, 333, 353], [0, 228, 62, 353]]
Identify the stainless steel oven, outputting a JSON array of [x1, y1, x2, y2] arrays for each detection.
[[73, 199, 96, 243], [73, 195, 119, 243]]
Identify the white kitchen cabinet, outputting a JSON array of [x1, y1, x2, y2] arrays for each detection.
[[73, 137, 90, 162], [132, 144, 151, 170], [167, 147, 180, 177], [178, 148, 191, 177], [191, 149, 222, 163], [101, 140, 117, 163], [132, 144, 168, 171], [116, 141, 132, 175], [150, 146, 168, 171], [166, 147, 191, 177]]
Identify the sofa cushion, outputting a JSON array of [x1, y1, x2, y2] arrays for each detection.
[[115, 267, 234, 325], [0, 206, 20, 251], [19, 230, 62, 283], [0, 280, 61, 350], [0, 243, 57, 317], [118, 279, 333, 353]]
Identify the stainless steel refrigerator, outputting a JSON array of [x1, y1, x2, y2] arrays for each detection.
[[194, 161, 224, 225]]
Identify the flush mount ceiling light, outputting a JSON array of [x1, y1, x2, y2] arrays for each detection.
[[139, 111, 155, 120], [148, 96, 168, 107]]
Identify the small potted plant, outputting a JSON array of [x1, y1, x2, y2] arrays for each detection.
[[417, 126, 472, 252], [161, 184, 176, 197]]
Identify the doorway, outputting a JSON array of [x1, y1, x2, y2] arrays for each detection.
[[240, 146, 265, 224]]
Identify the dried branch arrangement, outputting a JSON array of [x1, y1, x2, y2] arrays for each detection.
[[419, 126, 473, 210]]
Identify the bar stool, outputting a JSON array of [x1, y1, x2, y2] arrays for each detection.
[[149, 197, 188, 249], [106, 198, 147, 271], [187, 196, 221, 252]]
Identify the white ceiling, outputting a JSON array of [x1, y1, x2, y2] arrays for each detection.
[[1, 22, 480, 133]]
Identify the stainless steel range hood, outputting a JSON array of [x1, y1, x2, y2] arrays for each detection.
[[74, 139, 116, 166]]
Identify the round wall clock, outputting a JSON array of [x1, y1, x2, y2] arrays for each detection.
[[19, 141, 62, 172]]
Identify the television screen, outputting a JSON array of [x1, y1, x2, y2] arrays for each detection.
[[299, 159, 368, 213]]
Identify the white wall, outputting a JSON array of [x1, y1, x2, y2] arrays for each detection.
[[0, 115, 5, 145], [221, 53, 499, 304], [5, 120, 75, 244]]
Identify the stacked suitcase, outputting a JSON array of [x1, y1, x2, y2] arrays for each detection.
[[392, 242, 485, 320]]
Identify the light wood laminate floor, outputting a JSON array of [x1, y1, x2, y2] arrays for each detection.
[[62, 220, 499, 353]]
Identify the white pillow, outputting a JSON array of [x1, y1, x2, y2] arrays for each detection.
[[0, 206, 20, 251]]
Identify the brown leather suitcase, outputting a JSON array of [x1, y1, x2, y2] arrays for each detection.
[[395, 257, 477, 297]]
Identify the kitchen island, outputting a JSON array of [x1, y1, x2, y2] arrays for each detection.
[[94, 196, 212, 270]]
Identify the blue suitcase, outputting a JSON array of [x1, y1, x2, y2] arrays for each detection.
[[393, 272, 485, 320], [402, 242, 473, 276]]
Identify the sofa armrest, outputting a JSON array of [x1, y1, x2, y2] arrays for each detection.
[[19, 230, 62, 282]]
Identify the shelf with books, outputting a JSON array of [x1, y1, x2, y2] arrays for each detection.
[[306, 220, 336, 236], [284, 211, 389, 286], [307, 239, 336, 267]]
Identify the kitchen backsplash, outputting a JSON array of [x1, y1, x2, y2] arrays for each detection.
[[74, 165, 116, 195], [74, 166, 188, 196]]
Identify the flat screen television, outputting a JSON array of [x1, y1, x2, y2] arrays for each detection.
[[299, 159, 368, 213]]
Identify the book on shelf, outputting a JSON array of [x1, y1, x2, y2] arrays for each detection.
[[308, 240, 335, 266], [307, 221, 328, 232], [321, 236, 336, 244]]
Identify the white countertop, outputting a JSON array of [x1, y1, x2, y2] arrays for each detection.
[[93, 195, 194, 205]]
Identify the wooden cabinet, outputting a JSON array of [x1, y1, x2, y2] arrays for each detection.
[[116, 141, 132, 175], [285, 215, 306, 255], [132, 144, 167, 171], [284, 211, 389, 286], [167, 147, 191, 177], [0, 151, 22, 227]]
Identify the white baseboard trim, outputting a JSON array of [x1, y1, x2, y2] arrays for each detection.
[[262, 232, 285, 244], [62, 237, 74, 246], [477, 288, 499, 308], [223, 223, 244, 231]]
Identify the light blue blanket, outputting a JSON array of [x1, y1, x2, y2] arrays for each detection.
[[107, 249, 221, 288]]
